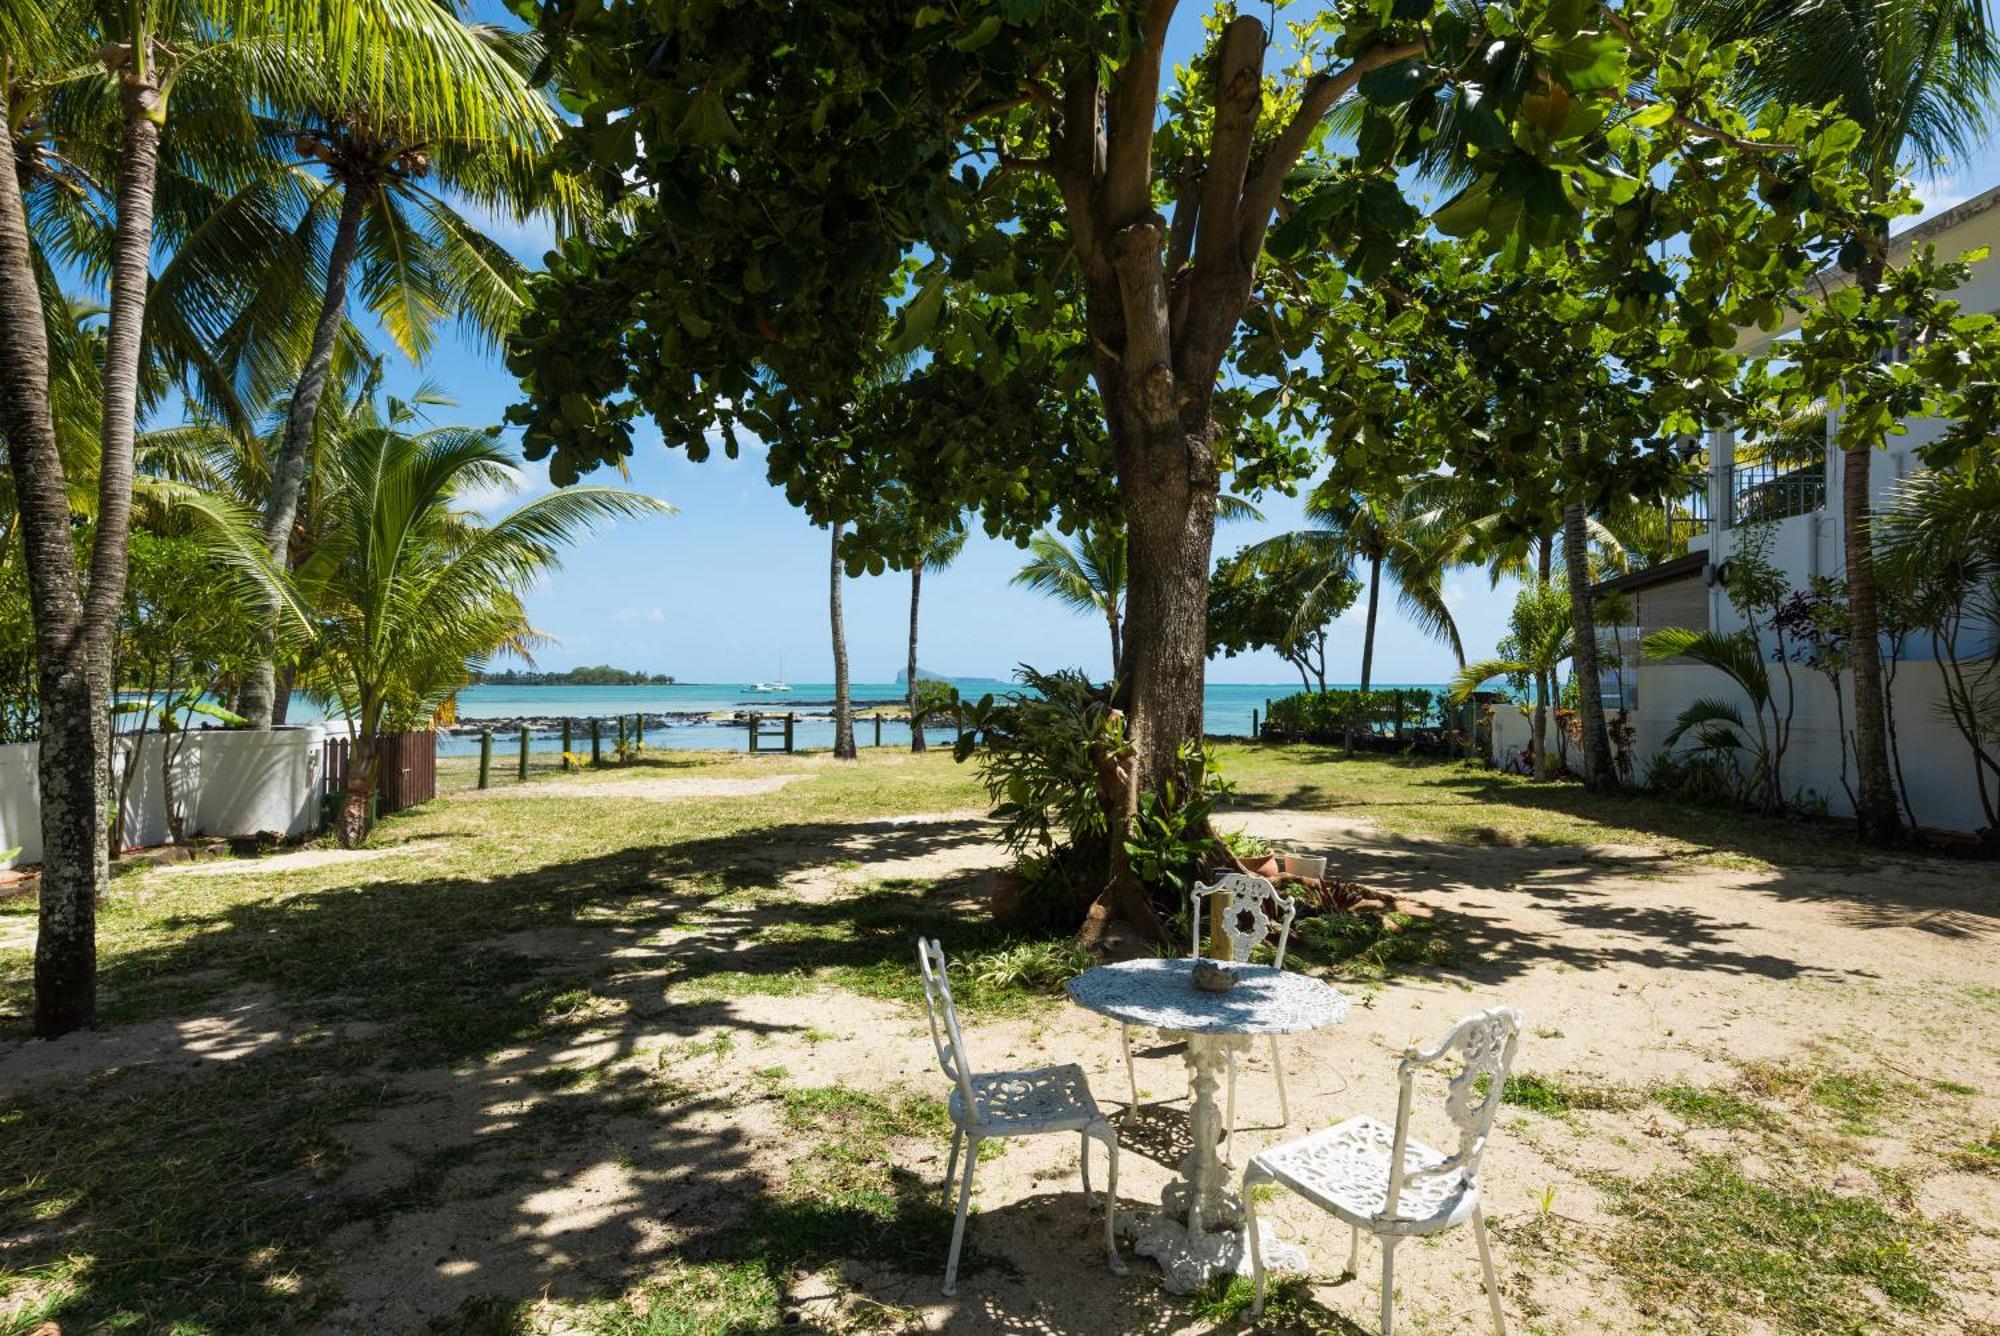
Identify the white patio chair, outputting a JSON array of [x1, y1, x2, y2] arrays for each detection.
[[1242, 1006, 1523, 1335], [917, 937, 1125, 1296], [1117, 871, 1297, 1149]]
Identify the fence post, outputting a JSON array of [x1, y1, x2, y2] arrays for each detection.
[[748, 712, 760, 754], [1251, 709, 1258, 740], [590, 718, 602, 766], [561, 718, 573, 769], [783, 711, 795, 753], [518, 725, 529, 780], [873, 713, 882, 747], [477, 729, 492, 789], [634, 712, 644, 748], [1394, 690, 1405, 739], [616, 714, 628, 761]]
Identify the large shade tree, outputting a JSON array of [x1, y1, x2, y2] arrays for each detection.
[[505, 0, 1890, 943]]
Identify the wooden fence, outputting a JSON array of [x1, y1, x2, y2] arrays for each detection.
[[321, 730, 438, 818]]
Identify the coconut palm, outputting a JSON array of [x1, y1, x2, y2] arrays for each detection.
[[1245, 483, 1463, 692], [1014, 524, 1130, 673], [228, 12, 576, 729], [0, 0, 573, 1035], [829, 520, 856, 759], [893, 515, 967, 753], [1015, 497, 1259, 678], [291, 417, 669, 845], [1450, 579, 1574, 778], [1687, 0, 2000, 841]]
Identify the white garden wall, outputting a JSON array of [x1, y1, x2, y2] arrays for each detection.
[[0, 725, 327, 870], [1631, 660, 1993, 836]]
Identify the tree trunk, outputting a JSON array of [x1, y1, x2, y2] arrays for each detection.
[[907, 566, 925, 752], [241, 186, 370, 729], [1360, 553, 1381, 692], [1562, 435, 1614, 787], [1106, 608, 1122, 678], [1532, 673, 1551, 779], [1842, 251, 1902, 842], [830, 522, 855, 759], [338, 728, 376, 848], [0, 81, 158, 1036]]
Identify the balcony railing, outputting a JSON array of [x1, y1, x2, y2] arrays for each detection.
[[1662, 489, 1710, 555], [1726, 458, 1824, 527]]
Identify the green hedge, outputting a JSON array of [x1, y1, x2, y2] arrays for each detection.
[[1264, 688, 1443, 741]]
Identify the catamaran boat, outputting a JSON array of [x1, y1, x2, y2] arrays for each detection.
[[749, 657, 792, 693]]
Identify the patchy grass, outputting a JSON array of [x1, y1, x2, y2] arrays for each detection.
[[1498, 1072, 1635, 1116], [1214, 744, 1885, 870], [1599, 1155, 1950, 1332], [1949, 1128, 2000, 1174], [1653, 1081, 1780, 1131]]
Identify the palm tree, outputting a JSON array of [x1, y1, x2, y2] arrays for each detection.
[[292, 416, 668, 845], [231, 12, 575, 728], [1014, 524, 1130, 673], [1688, 0, 2000, 842], [1244, 483, 1463, 691], [902, 519, 966, 753], [0, 0, 563, 1034], [1451, 579, 1574, 778], [829, 521, 856, 759], [1014, 498, 1260, 679]]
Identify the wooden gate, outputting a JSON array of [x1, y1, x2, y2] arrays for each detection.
[[320, 730, 437, 818]]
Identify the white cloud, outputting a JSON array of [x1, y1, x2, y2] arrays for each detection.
[[612, 606, 666, 623]]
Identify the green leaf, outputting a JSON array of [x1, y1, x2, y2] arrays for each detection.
[[677, 87, 737, 145], [1358, 58, 1429, 106], [952, 16, 1004, 50], [889, 275, 945, 354]]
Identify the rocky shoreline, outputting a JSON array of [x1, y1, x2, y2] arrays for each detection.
[[448, 705, 924, 736]]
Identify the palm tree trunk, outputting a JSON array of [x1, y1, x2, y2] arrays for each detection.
[[1533, 672, 1551, 779], [339, 727, 377, 848], [1842, 252, 1903, 842], [907, 566, 925, 753], [1562, 435, 1614, 787], [1107, 608, 1122, 678], [241, 186, 370, 729], [1360, 554, 1382, 692], [0, 92, 106, 1037], [831, 522, 855, 759]]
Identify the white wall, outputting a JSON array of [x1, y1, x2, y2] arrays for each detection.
[[1632, 660, 1994, 836], [0, 725, 327, 870]]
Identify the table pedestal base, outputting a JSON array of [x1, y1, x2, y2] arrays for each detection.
[[1120, 1030, 1308, 1293]]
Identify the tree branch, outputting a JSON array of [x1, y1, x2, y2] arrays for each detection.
[[1052, 61, 1105, 262], [1192, 16, 1266, 281], [1110, 218, 1177, 432], [1623, 94, 1796, 154], [1166, 167, 1200, 274], [1237, 40, 1427, 263], [1100, 0, 1177, 227]]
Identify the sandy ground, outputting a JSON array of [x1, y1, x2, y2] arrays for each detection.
[[304, 807, 2000, 1333], [7, 797, 1998, 1332]]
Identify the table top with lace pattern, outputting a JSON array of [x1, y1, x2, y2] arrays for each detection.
[[1066, 958, 1350, 1036]]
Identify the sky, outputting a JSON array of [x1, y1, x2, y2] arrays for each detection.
[[367, 4, 2000, 687]]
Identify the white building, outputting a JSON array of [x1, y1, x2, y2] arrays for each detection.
[[1580, 183, 2000, 837]]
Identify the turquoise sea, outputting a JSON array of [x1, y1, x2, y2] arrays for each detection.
[[279, 679, 1445, 756]]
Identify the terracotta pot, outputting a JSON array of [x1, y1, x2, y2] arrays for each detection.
[[1242, 854, 1280, 877]]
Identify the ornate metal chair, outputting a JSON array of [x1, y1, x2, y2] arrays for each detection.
[[1242, 1006, 1523, 1335], [1120, 872, 1298, 1150], [917, 937, 1125, 1296]]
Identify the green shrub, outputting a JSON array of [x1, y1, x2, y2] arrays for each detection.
[[1265, 688, 1440, 741]]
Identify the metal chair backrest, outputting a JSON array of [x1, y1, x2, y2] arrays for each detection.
[[917, 937, 979, 1118], [1383, 1007, 1522, 1219], [1191, 872, 1298, 969]]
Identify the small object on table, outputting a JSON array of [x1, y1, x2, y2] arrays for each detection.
[[1068, 958, 1350, 1294], [1192, 960, 1238, 992]]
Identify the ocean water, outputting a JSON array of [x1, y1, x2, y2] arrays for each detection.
[[282, 679, 1446, 755]]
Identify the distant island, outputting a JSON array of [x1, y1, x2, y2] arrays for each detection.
[[476, 666, 676, 686], [895, 667, 1004, 686]]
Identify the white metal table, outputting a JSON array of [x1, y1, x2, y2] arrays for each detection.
[[1067, 957, 1350, 1292]]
